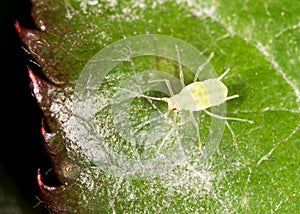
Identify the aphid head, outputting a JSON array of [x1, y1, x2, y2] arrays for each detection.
[[162, 97, 179, 112]]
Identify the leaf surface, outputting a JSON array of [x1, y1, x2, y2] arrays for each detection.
[[19, 0, 300, 213]]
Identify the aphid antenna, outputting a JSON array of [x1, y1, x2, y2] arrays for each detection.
[[175, 44, 185, 88], [138, 94, 174, 122], [138, 94, 166, 101], [203, 109, 254, 124]]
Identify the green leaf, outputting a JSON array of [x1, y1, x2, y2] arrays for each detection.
[[18, 0, 300, 213]]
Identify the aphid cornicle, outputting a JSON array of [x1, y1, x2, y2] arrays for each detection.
[[143, 69, 254, 124]]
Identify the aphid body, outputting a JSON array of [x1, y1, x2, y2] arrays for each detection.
[[162, 78, 237, 111], [145, 69, 253, 123]]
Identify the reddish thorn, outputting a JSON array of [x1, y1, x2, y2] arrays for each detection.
[[28, 67, 43, 102], [15, 21, 21, 34], [41, 122, 46, 136], [28, 67, 39, 86], [37, 169, 57, 191], [172, 108, 177, 111], [37, 169, 43, 187], [28, 68, 34, 79]]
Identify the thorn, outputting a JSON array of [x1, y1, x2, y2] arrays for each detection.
[[41, 122, 46, 136], [15, 21, 21, 34], [27, 67, 44, 102], [37, 169, 57, 191], [41, 119, 50, 135], [28, 67, 37, 84]]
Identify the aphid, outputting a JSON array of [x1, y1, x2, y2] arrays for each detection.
[[141, 67, 253, 124]]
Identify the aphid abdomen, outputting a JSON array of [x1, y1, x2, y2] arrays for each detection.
[[201, 79, 228, 107], [173, 82, 211, 111], [172, 79, 229, 111]]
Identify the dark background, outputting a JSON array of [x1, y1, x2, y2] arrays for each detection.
[[1, 0, 53, 213]]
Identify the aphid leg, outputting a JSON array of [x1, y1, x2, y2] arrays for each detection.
[[175, 44, 185, 88], [217, 68, 230, 81], [189, 111, 202, 148], [148, 79, 175, 97], [157, 125, 176, 154], [203, 109, 254, 124], [193, 52, 214, 82], [226, 94, 239, 101]]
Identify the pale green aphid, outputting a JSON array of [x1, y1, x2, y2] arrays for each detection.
[[142, 68, 254, 124]]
